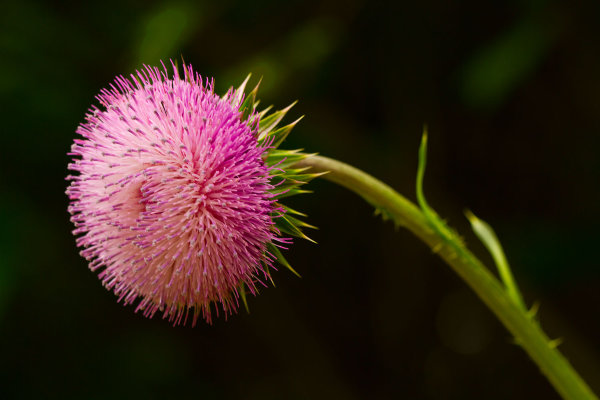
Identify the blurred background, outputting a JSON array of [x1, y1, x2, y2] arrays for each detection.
[[1, 0, 599, 398]]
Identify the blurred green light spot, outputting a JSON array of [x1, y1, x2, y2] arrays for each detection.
[[285, 19, 340, 68], [460, 20, 554, 110], [221, 18, 340, 98], [135, 2, 198, 66]]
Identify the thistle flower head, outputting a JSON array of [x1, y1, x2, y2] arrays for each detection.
[[66, 61, 316, 325]]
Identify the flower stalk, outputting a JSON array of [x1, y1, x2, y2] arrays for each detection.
[[68, 64, 596, 398], [293, 151, 598, 400]]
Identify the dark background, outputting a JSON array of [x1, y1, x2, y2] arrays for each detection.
[[1, 0, 599, 399]]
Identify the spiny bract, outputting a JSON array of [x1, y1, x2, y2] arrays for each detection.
[[66, 61, 317, 325]]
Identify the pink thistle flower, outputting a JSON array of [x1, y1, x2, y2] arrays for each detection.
[[66, 62, 314, 325]]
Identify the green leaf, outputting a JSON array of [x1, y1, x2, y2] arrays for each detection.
[[281, 204, 307, 217], [284, 214, 317, 230], [270, 187, 313, 200], [415, 127, 463, 245], [256, 105, 273, 121], [233, 73, 252, 107], [374, 207, 394, 223], [267, 116, 303, 149], [238, 283, 250, 313], [239, 77, 262, 121], [465, 210, 526, 311], [274, 166, 311, 175], [265, 149, 312, 169], [267, 242, 301, 278], [258, 101, 296, 139], [283, 171, 326, 184], [416, 127, 431, 215], [274, 214, 316, 243], [527, 301, 540, 320]]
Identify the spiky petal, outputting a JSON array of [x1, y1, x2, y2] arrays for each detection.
[[66, 62, 281, 325]]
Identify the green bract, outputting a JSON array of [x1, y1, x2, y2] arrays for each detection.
[[234, 75, 323, 309]]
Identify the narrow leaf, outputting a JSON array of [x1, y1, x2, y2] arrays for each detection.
[[258, 101, 297, 138], [465, 210, 526, 311], [284, 214, 317, 230], [239, 283, 250, 314], [274, 214, 316, 243], [415, 127, 462, 244], [269, 116, 304, 148], [267, 242, 301, 278], [271, 188, 313, 200], [281, 204, 307, 217], [265, 149, 312, 169], [239, 77, 262, 120], [233, 74, 252, 107]]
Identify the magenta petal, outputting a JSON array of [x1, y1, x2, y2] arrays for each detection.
[[67, 62, 278, 325]]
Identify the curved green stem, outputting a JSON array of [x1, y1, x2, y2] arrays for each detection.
[[293, 154, 598, 400]]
